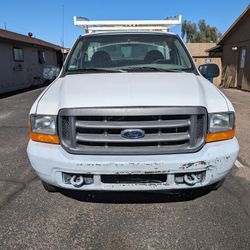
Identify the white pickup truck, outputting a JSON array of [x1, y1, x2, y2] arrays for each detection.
[[27, 16, 239, 192]]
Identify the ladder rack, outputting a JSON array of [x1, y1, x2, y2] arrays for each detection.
[[73, 15, 182, 33]]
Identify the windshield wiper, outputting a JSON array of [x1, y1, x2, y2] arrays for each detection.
[[65, 67, 127, 74], [124, 66, 183, 72]]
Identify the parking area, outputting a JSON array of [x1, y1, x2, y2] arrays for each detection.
[[222, 89, 250, 167], [0, 87, 249, 249]]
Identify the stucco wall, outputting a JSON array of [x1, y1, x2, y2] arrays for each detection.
[[0, 39, 59, 94], [193, 57, 222, 86]]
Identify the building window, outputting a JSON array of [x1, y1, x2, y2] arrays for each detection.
[[13, 47, 24, 61], [239, 48, 246, 69], [38, 50, 46, 64]]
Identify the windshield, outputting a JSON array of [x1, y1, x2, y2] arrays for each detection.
[[65, 33, 195, 74]]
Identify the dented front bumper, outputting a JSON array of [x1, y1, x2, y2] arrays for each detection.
[[27, 137, 239, 191]]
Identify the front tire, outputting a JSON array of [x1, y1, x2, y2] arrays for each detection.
[[42, 181, 59, 192]]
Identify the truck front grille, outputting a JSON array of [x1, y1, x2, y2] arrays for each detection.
[[58, 107, 207, 155]]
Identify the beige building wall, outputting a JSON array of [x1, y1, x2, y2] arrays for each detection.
[[186, 43, 222, 86], [193, 57, 222, 86]]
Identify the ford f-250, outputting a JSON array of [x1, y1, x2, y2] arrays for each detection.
[[27, 16, 239, 192]]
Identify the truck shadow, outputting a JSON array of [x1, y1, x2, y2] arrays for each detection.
[[60, 188, 213, 204], [0, 82, 49, 99]]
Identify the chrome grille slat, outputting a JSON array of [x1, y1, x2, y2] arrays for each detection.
[[75, 119, 190, 129], [58, 107, 207, 155], [76, 132, 190, 143]]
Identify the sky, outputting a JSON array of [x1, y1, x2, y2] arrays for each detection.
[[0, 0, 249, 48]]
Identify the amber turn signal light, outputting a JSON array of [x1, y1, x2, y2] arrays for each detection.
[[205, 130, 235, 143], [29, 132, 60, 144]]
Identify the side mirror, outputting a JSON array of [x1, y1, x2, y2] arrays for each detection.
[[198, 63, 220, 79]]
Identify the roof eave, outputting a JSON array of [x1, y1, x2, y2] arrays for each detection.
[[206, 45, 222, 53], [218, 5, 250, 45]]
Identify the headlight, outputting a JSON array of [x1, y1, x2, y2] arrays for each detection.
[[29, 115, 59, 144], [30, 115, 57, 134], [206, 112, 235, 143], [208, 113, 234, 133]]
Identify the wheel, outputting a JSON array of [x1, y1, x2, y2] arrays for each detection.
[[42, 181, 59, 192]]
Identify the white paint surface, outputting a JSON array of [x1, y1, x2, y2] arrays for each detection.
[[35, 73, 232, 114], [235, 160, 246, 169]]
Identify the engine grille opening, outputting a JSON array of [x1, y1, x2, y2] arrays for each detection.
[[58, 107, 207, 155], [101, 174, 167, 184]]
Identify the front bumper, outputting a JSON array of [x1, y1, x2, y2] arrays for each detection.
[[27, 138, 239, 191]]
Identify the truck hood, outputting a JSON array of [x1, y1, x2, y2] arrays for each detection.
[[36, 72, 229, 114]]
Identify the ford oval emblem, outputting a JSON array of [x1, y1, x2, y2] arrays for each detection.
[[121, 129, 145, 139]]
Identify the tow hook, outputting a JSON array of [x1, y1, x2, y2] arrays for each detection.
[[70, 175, 84, 187], [183, 173, 199, 186]]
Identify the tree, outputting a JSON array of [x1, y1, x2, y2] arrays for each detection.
[[181, 19, 222, 43]]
